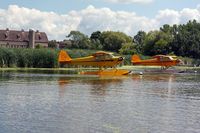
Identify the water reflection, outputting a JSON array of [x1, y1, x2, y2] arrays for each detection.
[[132, 73, 200, 99], [131, 74, 177, 98], [88, 78, 123, 96], [58, 77, 70, 87], [167, 74, 173, 97], [58, 76, 124, 96], [132, 74, 175, 82]]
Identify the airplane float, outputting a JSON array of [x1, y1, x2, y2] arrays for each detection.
[[58, 50, 130, 76], [131, 54, 181, 69]]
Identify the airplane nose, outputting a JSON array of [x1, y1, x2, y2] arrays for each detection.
[[118, 57, 124, 61]]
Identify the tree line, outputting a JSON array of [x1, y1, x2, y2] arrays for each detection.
[[49, 20, 200, 59]]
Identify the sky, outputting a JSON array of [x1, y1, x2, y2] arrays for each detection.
[[0, 0, 200, 40]]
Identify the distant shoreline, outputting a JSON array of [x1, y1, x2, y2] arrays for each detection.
[[0, 66, 199, 74]]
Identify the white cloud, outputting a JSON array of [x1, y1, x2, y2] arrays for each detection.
[[155, 9, 180, 26], [180, 8, 200, 23], [104, 0, 153, 4], [77, 6, 157, 36], [0, 5, 200, 40]]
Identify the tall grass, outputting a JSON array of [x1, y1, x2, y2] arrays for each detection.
[[0, 48, 58, 68]]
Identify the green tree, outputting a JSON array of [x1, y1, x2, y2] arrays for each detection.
[[143, 30, 173, 55], [160, 24, 172, 33], [133, 31, 146, 53], [100, 31, 132, 52], [90, 31, 103, 50], [172, 20, 200, 58], [67, 31, 92, 49], [90, 31, 101, 40], [48, 40, 58, 48], [119, 42, 137, 55]]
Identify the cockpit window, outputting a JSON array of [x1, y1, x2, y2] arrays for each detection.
[[168, 57, 174, 60], [95, 54, 113, 61], [159, 56, 171, 61], [171, 56, 177, 60], [105, 54, 113, 59]]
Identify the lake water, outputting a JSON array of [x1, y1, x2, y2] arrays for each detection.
[[0, 71, 200, 133]]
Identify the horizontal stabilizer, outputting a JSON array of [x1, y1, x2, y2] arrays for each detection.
[[58, 50, 72, 63]]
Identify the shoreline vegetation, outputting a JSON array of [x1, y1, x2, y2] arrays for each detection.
[[0, 66, 199, 74], [0, 47, 199, 67], [0, 47, 199, 74]]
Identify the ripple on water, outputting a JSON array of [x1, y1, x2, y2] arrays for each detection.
[[0, 72, 200, 133]]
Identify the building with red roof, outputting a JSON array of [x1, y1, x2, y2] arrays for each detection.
[[0, 28, 48, 48]]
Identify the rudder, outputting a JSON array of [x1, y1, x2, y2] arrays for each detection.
[[58, 50, 72, 63], [131, 54, 141, 63]]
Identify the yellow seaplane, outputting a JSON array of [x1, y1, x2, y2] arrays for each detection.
[[131, 54, 181, 69], [58, 50, 130, 76]]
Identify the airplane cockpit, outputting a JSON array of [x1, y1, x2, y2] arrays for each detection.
[[155, 55, 173, 62], [94, 53, 114, 61], [160, 56, 171, 61]]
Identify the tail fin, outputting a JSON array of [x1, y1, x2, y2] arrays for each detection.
[[131, 54, 141, 63], [58, 50, 72, 63]]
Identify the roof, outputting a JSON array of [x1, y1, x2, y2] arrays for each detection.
[[0, 29, 48, 43]]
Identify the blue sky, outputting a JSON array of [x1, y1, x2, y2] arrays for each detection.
[[1, 0, 199, 17], [0, 0, 200, 40]]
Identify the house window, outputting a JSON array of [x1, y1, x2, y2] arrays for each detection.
[[17, 34, 20, 39], [39, 35, 41, 40], [4, 34, 8, 38]]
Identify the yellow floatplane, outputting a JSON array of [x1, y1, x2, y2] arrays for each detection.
[[58, 50, 130, 76], [131, 54, 182, 69]]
